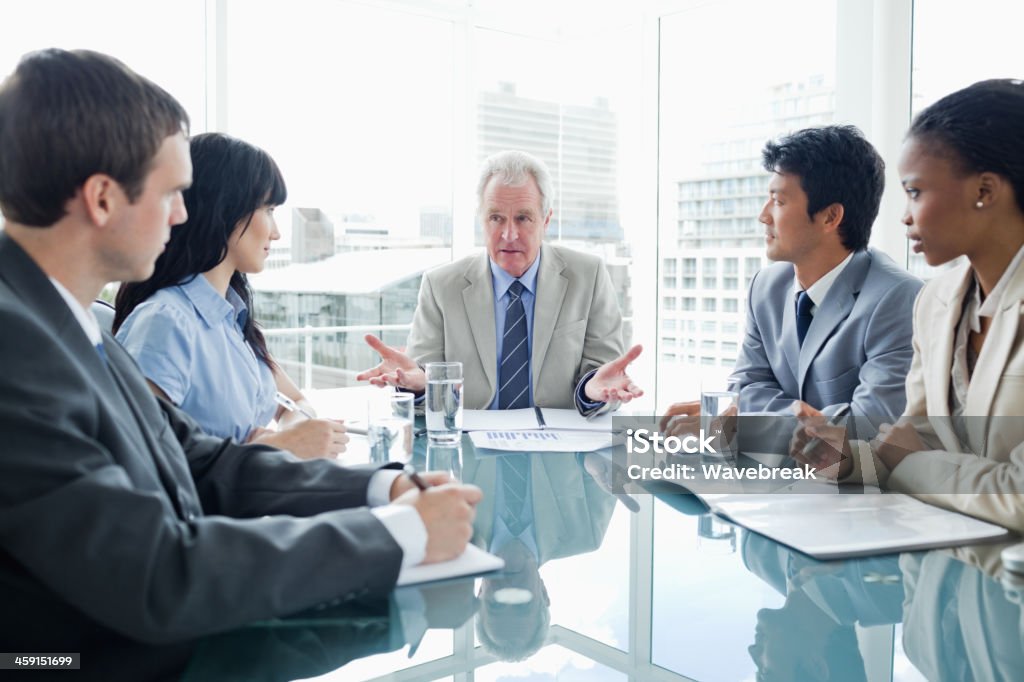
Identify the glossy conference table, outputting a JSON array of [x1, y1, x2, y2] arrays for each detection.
[[177, 427, 1024, 682]]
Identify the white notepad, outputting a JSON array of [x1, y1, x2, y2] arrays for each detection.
[[461, 407, 613, 432], [693, 482, 1009, 559], [396, 543, 504, 586]]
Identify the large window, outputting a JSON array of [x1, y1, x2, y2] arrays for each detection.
[[656, 0, 836, 409], [907, 0, 1024, 277]]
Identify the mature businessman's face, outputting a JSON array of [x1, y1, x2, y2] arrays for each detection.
[[482, 176, 551, 278], [759, 172, 827, 266]]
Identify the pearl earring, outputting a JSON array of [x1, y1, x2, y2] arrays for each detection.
[[976, 201, 984, 209]]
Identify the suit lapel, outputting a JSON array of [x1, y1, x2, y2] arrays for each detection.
[[927, 267, 972, 416], [461, 255, 497, 400], [797, 251, 867, 394], [965, 262, 1024, 417], [531, 244, 568, 390], [0, 235, 190, 517]]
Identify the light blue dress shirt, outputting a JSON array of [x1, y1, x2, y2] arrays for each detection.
[[487, 255, 542, 410], [116, 275, 277, 442]]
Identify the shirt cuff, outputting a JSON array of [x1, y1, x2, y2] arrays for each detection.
[[371, 504, 428, 569], [575, 369, 604, 412], [367, 469, 404, 506]]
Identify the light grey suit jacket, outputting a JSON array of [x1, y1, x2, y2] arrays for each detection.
[[405, 243, 624, 409], [731, 248, 922, 429], [0, 234, 403, 652]]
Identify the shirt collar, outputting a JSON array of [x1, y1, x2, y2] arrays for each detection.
[[180, 274, 248, 329], [970, 241, 1024, 333], [48, 277, 102, 345], [489, 251, 542, 299], [793, 251, 855, 307]]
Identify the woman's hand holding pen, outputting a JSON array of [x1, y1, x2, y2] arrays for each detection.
[[789, 401, 853, 479], [249, 418, 349, 459]]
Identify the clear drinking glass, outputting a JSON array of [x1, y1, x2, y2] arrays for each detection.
[[700, 390, 739, 460], [368, 392, 415, 463], [426, 441, 462, 482], [425, 361, 463, 445]]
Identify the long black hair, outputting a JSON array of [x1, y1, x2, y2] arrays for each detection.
[[114, 132, 287, 369]]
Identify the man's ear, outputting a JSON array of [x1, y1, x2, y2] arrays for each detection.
[[542, 208, 553, 232], [817, 203, 845, 233], [80, 173, 121, 227]]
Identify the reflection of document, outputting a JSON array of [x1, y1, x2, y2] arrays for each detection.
[[397, 544, 504, 586], [469, 430, 612, 452], [461, 407, 614, 433]]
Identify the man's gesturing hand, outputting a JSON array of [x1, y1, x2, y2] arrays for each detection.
[[584, 344, 644, 404], [356, 334, 426, 392]]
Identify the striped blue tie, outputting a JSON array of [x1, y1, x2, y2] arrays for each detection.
[[498, 281, 530, 409]]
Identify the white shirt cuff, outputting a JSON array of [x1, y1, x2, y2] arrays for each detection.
[[367, 469, 404, 506], [371, 504, 427, 568]]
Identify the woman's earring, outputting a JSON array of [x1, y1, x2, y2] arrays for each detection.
[[976, 200, 984, 209]]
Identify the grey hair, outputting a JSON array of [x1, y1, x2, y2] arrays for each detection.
[[476, 150, 554, 218]]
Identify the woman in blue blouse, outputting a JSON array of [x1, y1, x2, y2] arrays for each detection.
[[114, 133, 347, 459]]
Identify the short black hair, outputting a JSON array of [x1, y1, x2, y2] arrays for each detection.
[[908, 79, 1024, 213], [0, 48, 189, 227], [761, 125, 885, 252]]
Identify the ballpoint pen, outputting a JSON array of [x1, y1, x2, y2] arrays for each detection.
[[274, 391, 316, 420], [403, 463, 431, 491]]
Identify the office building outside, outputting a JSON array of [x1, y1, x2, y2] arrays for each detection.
[[661, 77, 834, 385]]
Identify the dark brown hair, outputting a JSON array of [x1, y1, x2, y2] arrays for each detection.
[[0, 48, 189, 226]]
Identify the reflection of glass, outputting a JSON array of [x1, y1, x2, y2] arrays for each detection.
[[425, 362, 463, 445], [700, 390, 739, 460], [426, 442, 462, 482], [368, 393, 414, 464], [697, 513, 737, 554]]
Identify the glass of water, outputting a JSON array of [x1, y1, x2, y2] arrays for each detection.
[[700, 390, 739, 460], [368, 392, 415, 463], [425, 361, 463, 445], [426, 441, 462, 481]]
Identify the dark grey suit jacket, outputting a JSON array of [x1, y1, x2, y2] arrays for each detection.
[[0, 234, 403, 652]]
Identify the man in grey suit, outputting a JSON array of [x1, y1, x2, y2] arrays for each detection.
[[664, 125, 922, 442], [0, 48, 480, 660], [358, 150, 643, 414]]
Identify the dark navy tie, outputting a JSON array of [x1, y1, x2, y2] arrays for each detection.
[[796, 290, 814, 347], [499, 281, 530, 409]]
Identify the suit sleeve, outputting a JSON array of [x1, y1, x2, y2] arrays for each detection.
[[844, 277, 921, 434], [577, 260, 625, 383], [405, 272, 446, 365], [0, 311, 402, 644]]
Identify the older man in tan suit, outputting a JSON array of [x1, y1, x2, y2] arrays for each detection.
[[358, 150, 642, 414]]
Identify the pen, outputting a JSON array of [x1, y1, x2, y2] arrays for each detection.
[[403, 464, 430, 491], [800, 403, 852, 457], [274, 391, 316, 420]]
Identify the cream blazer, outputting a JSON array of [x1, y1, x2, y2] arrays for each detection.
[[850, 260, 1024, 531], [404, 243, 624, 410]]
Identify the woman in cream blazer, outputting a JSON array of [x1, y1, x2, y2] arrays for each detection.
[[793, 79, 1024, 532]]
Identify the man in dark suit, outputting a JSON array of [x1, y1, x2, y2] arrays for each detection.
[[0, 48, 481, 659]]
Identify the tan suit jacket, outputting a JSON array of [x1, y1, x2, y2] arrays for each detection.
[[405, 243, 624, 409], [849, 260, 1024, 531]]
